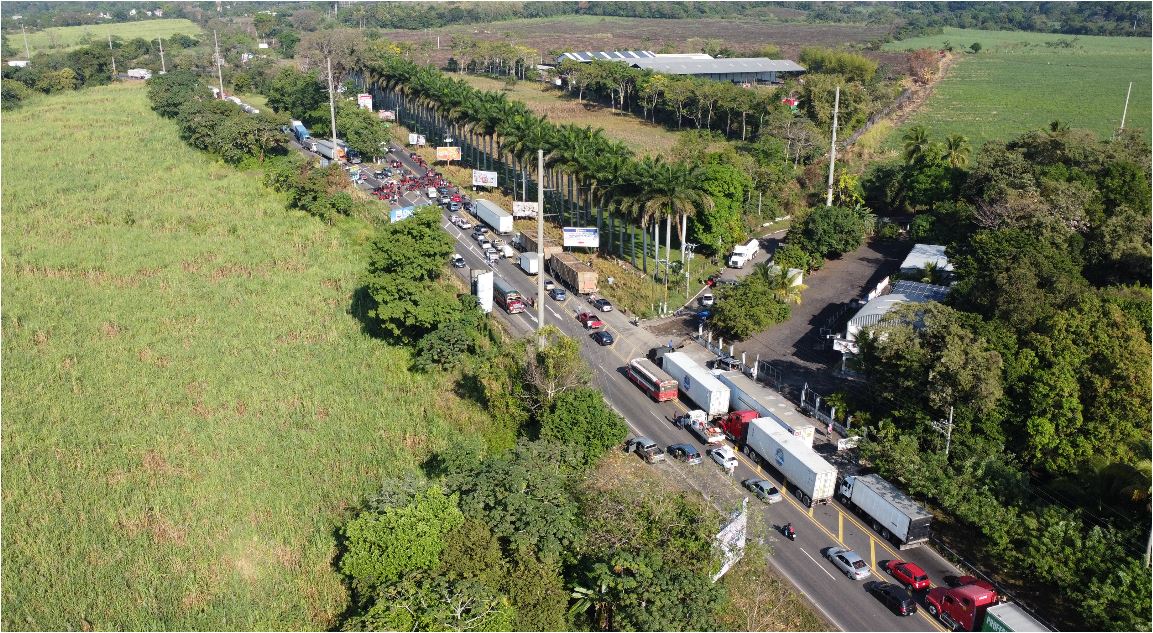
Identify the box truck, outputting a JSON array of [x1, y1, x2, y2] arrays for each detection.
[[290, 120, 311, 144], [474, 199, 513, 234], [838, 474, 932, 548], [745, 418, 837, 506], [716, 371, 816, 446], [549, 253, 598, 295], [659, 352, 730, 417], [727, 239, 760, 268], [519, 252, 540, 275]]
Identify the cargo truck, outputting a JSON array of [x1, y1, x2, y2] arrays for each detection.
[[474, 199, 514, 234], [312, 139, 346, 161], [745, 418, 837, 506], [678, 410, 726, 445], [290, 120, 311, 144], [659, 352, 730, 417], [727, 239, 760, 268], [925, 583, 999, 632], [519, 252, 540, 275], [980, 603, 1051, 632], [716, 371, 817, 446], [838, 474, 932, 548], [517, 233, 563, 260], [549, 253, 598, 295]]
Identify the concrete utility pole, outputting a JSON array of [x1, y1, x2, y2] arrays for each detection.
[[213, 30, 225, 99], [931, 406, 955, 459], [536, 149, 546, 342], [1119, 81, 1133, 132], [327, 56, 339, 159], [157, 38, 166, 73], [825, 85, 841, 207], [20, 23, 30, 58], [108, 33, 117, 78]]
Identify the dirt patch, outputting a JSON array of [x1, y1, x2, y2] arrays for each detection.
[[99, 322, 124, 338], [118, 509, 188, 546]]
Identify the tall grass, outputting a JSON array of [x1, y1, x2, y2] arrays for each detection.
[[882, 28, 1152, 146], [1, 82, 492, 630], [15, 18, 202, 56]]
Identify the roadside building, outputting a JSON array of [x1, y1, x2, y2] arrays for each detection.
[[629, 57, 805, 84], [833, 280, 951, 357]]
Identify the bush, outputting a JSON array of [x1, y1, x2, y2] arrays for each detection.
[[1, 78, 34, 109], [771, 243, 815, 272], [710, 277, 791, 340]]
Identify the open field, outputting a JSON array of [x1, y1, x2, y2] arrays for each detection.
[[1, 82, 492, 630], [882, 28, 1151, 147], [10, 18, 201, 56]]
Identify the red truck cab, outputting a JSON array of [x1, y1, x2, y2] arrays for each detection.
[[925, 583, 997, 631], [717, 410, 760, 443]]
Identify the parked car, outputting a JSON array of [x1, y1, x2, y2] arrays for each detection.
[[667, 444, 702, 465], [625, 436, 665, 464], [591, 297, 613, 312], [865, 582, 918, 616], [712, 356, 741, 371], [577, 312, 605, 329], [742, 479, 782, 503], [825, 547, 872, 580], [707, 446, 738, 470], [591, 331, 615, 346], [549, 287, 567, 301], [699, 293, 715, 307], [885, 560, 932, 591], [543, 279, 556, 291], [451, 254, 466, 268], [478, 239, 492, 250], [439, 195, 452, 205]]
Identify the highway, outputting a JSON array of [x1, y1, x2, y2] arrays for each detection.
[[376, 146, 964, 632]]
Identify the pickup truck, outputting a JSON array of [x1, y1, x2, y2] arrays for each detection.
[[625, 437, 666, 464], [577, 312, 605, 329]]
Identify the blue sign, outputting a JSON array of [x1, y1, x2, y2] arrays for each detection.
[[562, 227, 600, 248], [775, 447, 785, 468], [389, 206, 415, 223]]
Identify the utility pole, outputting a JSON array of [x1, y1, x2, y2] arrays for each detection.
[[684, 243, 696, 299], [536, 149, 545, 342], [1119, 81, 1133, 133], [326, 56, 339, 160], [20, 23, 30, 58], [213, 30, 225, 99], [931, 406, 955, 459], [108, 33, 117, 79], [157, 38, 167, 73], [825, 85, 840, 207]]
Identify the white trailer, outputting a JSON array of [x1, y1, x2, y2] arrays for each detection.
[[745, 418, 837, 506], [519, 252, 539, 275], [727, 239, 760, 268], [474, 199, 513, 234], [660, 352, 730, 417], [500, 244, 516, 259], [838, 474, 932, 548], [716, 371, 816, 446]]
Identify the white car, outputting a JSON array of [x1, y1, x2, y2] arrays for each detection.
[[826, 547, 872, 580], [707, 446, 738, 470]]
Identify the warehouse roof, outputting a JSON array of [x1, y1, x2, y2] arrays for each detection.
[[900, 243, 953, 274], [846, 281, 950, 335], [629, 57, 805, 75], [558, 50, 656, 63]]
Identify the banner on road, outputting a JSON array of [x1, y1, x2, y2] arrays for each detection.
[[512, 201, 538, 218], [357, 93, 373, 110], [389, 206, 415, 224], [471, 170, 498, 187], [562, 227, 600, 248], [378, 109, 395, 121], [436, 146, 462, 161]]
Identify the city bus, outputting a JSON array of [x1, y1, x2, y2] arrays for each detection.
[[493, 277, 525, 314], [627, 358, 679, 402]]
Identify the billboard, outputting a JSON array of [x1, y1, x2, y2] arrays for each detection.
[[357, 93, 373, 110], [472, 170, 498, 187], [389, 206, 415, 223], [407, 133, 426, 146], [562, 227, 600, 248], [512, 201, 538, 218], [472, 270, 494, 313], [436, 146, 462, 161], [378, 109, 396, 121]]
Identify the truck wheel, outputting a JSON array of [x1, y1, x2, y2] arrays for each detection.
[[927, 605, 938, 617], [802, 494, 811, 507]]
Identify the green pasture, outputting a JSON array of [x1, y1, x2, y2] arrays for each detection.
[[1, 82, 490, 630], [10, 18, 201, 55], [883, 28, 1151, 147]]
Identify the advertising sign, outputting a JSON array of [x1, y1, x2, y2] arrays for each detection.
[[407, 133, 427, 146], [378, 109, 396, 121], [389, 206, 415, 224], [472, 270, 494, 313], [562, 227, 600, 248], [471, 170, 498, 187], [357, 93, 373, 110], [712, 499, 748, 581], [512, 201, 538, 218], [436, 146, 462, 161]]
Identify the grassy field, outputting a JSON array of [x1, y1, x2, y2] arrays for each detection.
[[881, 28, 1151, 148], [13, 18, 201, 55], [1, 82, 493, 630]]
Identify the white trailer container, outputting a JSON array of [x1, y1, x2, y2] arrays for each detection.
[[716, 371, 816, 446], [838, 474, 932, 548], [727, 239, 760, 268], [660, 352, 730, 417], [519, 252, 539, 275], [500, 244, 516, 259], [474, 199, 513, 234], [745, 418, 837, 506]]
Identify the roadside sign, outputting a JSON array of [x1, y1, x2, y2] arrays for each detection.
[[562, 227, 600, 248], [472, 170, 498, 187], [357, 93, 373, 110], [512, 201, 538, 218], [436, 146, 462, 161]]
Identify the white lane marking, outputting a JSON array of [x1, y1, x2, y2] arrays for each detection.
[[800, 547, 837, 580], [652, 412, 666, 423]]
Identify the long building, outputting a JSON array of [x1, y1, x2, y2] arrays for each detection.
[[629, 57, 805, 84]]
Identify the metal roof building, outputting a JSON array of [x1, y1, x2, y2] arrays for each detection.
[[844, 280, 950, 342], [629, 57, 805, 83], [899, 243, 953, 277], [557, 50, 657, 63]]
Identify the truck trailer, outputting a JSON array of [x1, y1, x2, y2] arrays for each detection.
[[312, 139, 346, 161], [727, 239, 760, 268], [290, 120, 311, 145], [838, 474, 932, 548], [474, 199, 514, 234], [980, 602, 1051, 632], [659, 352, 730, 417], [745, 418, 837, 506], [549, 253, 598, 294], [517, 233, 562, 260], [716, 371, 817, 446], [519, 252, 540, 275]]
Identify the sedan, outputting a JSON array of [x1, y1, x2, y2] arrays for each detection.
[[576, 312, 605, 329], [549, 287, 567, 301], [457, 220, 473, 230], [825, 547, 872, 580], [591, 297, 613, 312], [742, 479, 782, 503], [591, 331, 615, 346], [543, 279, 556, 291], [449, 202, 462, 212], [451, 254, 466, 268], [707, 446, 738, 470], [439, 195, 452, 205], [885, 560, 932, 591], [699, 293, 715, 307], [667, 443, 702, 465], [865, 582, 918, 616]]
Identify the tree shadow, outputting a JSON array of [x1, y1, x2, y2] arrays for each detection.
[[348, 285, 386, 340]]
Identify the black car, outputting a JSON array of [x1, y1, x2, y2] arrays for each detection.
[[591, 297, 613, 312], [865, 582, 918, 616], [591, 331, 615, 346], [667, 443, 702, 464]]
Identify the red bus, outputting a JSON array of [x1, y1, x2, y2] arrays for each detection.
[[627, 358, 678, 402], [493, 277, 525, 314]]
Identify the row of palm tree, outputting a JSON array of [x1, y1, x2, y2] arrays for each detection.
[[361, 53, 717, 277]]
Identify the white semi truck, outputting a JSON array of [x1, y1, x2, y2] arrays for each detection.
[[745, 417, 837, 506], [474, 199, 513, 234], [837, 474, 932, 548], [727, 239, 760, 268], [715, 370, 816, 446], [659, 352, 730, 417]]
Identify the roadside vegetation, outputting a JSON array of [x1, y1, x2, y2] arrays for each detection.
[[10, 18, 201, 56]]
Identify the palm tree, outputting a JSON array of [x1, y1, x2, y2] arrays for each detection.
[[753, 262, 807, 305], [902, 125, 932, 165], [943, 134, 970, 168]]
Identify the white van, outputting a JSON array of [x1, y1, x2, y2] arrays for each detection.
[[426, 187, 438, 200]]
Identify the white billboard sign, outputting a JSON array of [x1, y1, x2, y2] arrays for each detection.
[[471, 170, 498, 187], [562, 227, 600, 248], [512, 201, 538, 218], [378, 109, 396, 121], [407, 133, 426, 146], [712, 499, 748, 581], [472, 270, 493, 313], [357, 93, 373, 110]]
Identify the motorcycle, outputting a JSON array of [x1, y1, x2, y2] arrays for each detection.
[[782, 523, 796, 541]]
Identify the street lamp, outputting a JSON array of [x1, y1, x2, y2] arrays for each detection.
[[684, 242, 697, 299]]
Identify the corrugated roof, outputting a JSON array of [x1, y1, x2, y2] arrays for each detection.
[[846, 281, 950, 335], [558, 50, 656, 63], [630, 57, 805, 74], [900, 243, 954, 273]]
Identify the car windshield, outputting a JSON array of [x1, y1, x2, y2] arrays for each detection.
[[914, 574, 929, 582]]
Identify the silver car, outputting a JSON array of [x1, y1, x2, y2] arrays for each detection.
[[743, 479, 782, 503], [825, 547, 872, 580]]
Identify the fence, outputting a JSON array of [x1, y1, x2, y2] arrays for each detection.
[[841, 88, 913, 149]]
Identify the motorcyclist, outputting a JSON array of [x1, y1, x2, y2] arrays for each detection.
[[784, 523, 795, 540]]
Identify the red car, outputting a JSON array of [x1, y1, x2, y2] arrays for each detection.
[[885, 560, 931, 591], [576, 312, 605, 329]]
